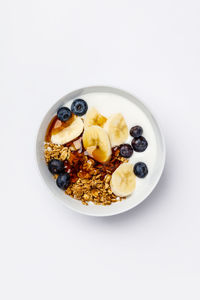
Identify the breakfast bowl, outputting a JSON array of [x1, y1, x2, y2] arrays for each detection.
[[36, 86, 165, 217]]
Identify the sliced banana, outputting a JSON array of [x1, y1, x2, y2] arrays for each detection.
[[104, 113, 128, 147], [82, 125, 111, 163], [51, 117, 84, 145], [110, 163, 136, 197], [84, 107, 107, 128]]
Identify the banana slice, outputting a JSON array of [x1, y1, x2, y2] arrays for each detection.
[[82, 126, 111, 163], [104, 113, 128, 147], [51, 117, 84, 145], [84, 107, 107, 128], [110, 163, 136, 197]]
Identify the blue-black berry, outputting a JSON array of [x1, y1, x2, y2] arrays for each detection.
[[48, 159, 65, 174], [134, 162, 148, 178], [130, 126, 143, 138], [56, 173, 70, 190], [131, 136, 148, 152], [57, 107, 72, 122], [120, 144, 133, 158], [71, 99, 88, 116]]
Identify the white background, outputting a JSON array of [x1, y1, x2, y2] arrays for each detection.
[[0, 0, 200, 299]]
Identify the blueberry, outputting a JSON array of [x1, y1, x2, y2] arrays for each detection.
[[131, 136, 148, 152], [57, 107, 72, 122], [56, 173, 70, 190], [130, 126, 143, 138], [120, 144, 133, 158], [134, 162, 148, 178], [71, 99, 88, 116], [48, 159, 64, 174]]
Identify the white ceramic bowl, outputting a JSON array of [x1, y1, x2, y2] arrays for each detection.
[[36, 86, 165, 216]]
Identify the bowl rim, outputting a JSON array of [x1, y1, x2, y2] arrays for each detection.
[[36, 85, 166, 217]]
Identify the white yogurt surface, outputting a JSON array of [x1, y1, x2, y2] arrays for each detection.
[[65, 92, 158, 200]]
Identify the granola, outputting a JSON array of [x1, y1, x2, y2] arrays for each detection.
[[44, 141, 127, 205]]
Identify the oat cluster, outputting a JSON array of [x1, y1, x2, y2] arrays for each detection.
[[44, 143, 71, 162]]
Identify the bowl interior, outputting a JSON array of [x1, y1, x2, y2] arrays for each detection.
[[36, 86, 165, 216]]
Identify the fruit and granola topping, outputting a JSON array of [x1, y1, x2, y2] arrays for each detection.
[[44, 98, 149, 206]]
